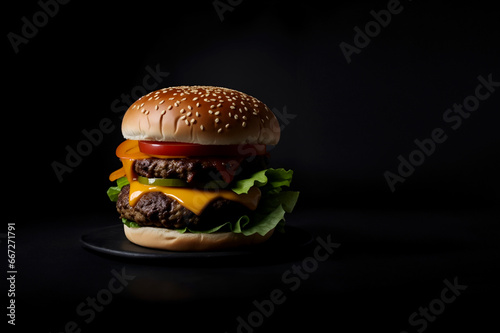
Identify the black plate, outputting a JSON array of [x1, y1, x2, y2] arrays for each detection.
[[81, 225, 313, 262]]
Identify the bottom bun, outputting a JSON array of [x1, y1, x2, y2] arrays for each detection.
[[123, 225, 275, 251]]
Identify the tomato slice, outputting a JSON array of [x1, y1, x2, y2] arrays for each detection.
[[116, 140, 150, 159], [138, 141, 266, 157]]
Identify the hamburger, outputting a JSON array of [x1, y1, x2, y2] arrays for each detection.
[[107, 86, 299, 251]]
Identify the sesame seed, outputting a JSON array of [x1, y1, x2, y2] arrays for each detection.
[[230, 105, 235, 109], [229, 112, 232, 117], [217, 103, 222, 107], [234, 115, 239, 120], [208, 110, 213, 114], [225, 123, 230, 128], [188, 105, 193, 110], [214, 111, 220, 115], [181, 97, 187, 101], [174, 102, 179, 107], [210, 105, 215, 109], [200, 125, 205, 131], [168, 105, 173, 110], [196, 112, 200, 117], [161, 110, 166, 115], [242, 115, 247, 120], [180, 109, 185, 113], [190, 118, 196, 124], [180, 115, 186, 120], [187, 111, 192, 116], [242, 121, 247, 127], [196, 103, 201, 107], [155, 105, 159, 110], [169, 97, 175, 100], [193, 97, 199, 101], [159, 100, 165, 104], [215, 118, 220, 123], [217, 128, 223, 133], [185, 119, 190, 125]]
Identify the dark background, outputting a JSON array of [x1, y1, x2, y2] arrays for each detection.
[[8, 0, 500, 212], [5, 0, 499, 332]]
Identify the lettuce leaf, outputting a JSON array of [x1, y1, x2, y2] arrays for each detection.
[[108, 168, 299, 236], [178, 168, 299, 236], [107, 177, 129, 202], [232, 168, 294, 194], [121, 217, 141, 228]]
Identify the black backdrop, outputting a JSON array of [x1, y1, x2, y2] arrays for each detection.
[[8, 0, 499, 215], [5, 0, 500, 332], [8, 0, 499, 214]]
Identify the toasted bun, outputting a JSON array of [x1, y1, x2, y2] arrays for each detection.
[[122, 86, 280, 145], [123, 225, 275, 251]]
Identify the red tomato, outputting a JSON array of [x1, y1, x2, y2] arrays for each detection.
[[138, 141, 266, 157]]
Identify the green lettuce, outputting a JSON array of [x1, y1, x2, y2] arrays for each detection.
[[108, 168, 299, 236], [107, 176, 129, 202], [121, 217, 141, 228], [232, 168, 294, 195]]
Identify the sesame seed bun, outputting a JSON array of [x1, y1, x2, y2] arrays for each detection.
[[123, 225, 275, 251], [122, 86, 280, 145]]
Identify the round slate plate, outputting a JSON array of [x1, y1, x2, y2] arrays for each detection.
[[81, 225, 313, 262]]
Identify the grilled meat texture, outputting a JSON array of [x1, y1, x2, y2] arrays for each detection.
[[116, 185, 250, 230], [133, 155, 269, 185]]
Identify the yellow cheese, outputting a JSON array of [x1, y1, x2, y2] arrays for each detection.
[[128, 181, 261, 215]]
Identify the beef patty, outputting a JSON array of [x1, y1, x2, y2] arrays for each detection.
[[116, 185, 250, 230], [133, 155, 269, 185]]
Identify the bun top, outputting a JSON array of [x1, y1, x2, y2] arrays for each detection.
[[122, 86, 280, 145]]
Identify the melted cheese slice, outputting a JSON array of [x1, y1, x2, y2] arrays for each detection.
[[109, 140, 261, 216], [129, 181, 261, 215]]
